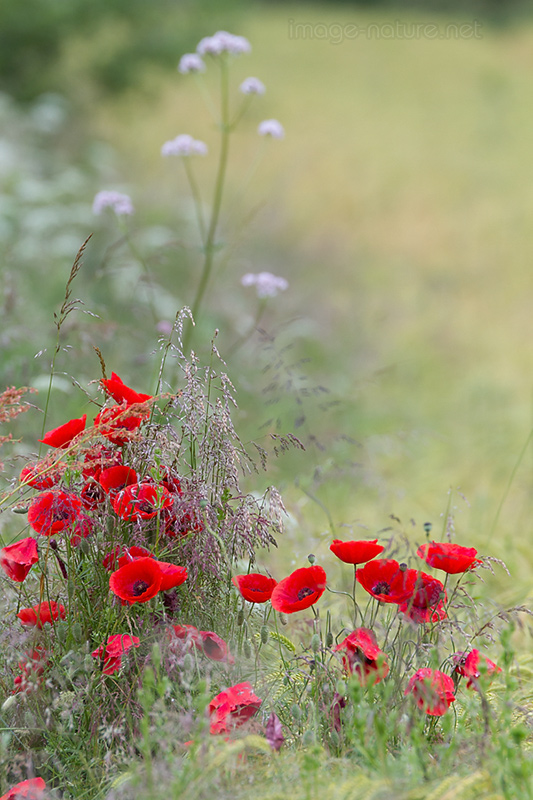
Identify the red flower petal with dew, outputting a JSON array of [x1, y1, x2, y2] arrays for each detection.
[[101, 372, 152, 405], [17, 600, 66, 628], [28, 490, 82, 536], [0, 777, 47, 800], [417, 542, 482, 574], [0, 537, 38, 582], [333, 628, 389, 684], [330, 539, 384, 565], [399, 572, 447, 624], [356, 559, 418, 604], [92, 633, 140, 675], [98, 465, 138, 496], [112, 482, 173, 520], [109, 557, 162, 604], [454, 648, 502, 689], [38, 414, 86, 449], [270, 565, 327, 614], [232, 573, 277, 603], [209, 681, 261, 734], [404, 668, 455, 716]]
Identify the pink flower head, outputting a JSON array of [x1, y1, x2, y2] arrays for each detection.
[[257, 119, 285, 139], [178, 53, 206, 73], [197, 31, 251, 57], [93, 191, 134, 216]]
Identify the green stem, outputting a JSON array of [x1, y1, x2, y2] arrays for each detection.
[[184, 56, 231, 351], [487, 426, 533, 545]]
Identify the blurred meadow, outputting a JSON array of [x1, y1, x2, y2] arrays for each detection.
[[3, 0, 533, 600]]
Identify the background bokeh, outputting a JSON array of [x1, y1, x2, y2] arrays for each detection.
[[2, 1, 533, 602]]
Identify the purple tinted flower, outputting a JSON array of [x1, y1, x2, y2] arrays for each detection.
[[241, 272, 289, 298], [197, 31, 251, 57], [161, 135, 208, 157], [240, 77, 266, 95], [178, 53, 206, 74], [93, 191, 134, 216], [258, 119, 285, 139]]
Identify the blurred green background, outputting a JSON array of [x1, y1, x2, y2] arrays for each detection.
[[2, 0, 533, 602]]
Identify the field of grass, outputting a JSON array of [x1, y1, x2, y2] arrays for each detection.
[[3, 4, 533, 798]]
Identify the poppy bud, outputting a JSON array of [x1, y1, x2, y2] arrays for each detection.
[[243, 640, 252, 659], [311, 633, 321, 653], [183, 653, 194, 672], [279, 613, 288, 626], [302, 730, 316, 747], [291, 703, 302, 721], [80, 538, 91, 556], [307, 553, 316, 564], [326, 632, 334, 648], [56, 623, 68, 643], [72, 622, 82, 642], [424, 522, 432, 536], [336, 679, 347, 695], [237, 609, 245, 626], [260, 626, 269, 644]]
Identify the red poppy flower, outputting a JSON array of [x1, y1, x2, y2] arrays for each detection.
[[404, 668, 455, 716], [199, 631, 230, 661], [70, 515, 94, 547], [157, 561, 188, 591], [82, 445, 122, 481], [13, 648, 47, 695], [17, 600, 66, 628], [98, 465, 138, 496], [209, 681, 262, 734], [94, 404, 145, 445], [453, 649, 501, 690], [101, 372, 152, 405], [38, 414, 87, 448], [80, 481, 106, 510], [399, 572, 447, 624], [232, 573, 277, 603], [109, 557, 163, 604], [27, 490, 82, 536], [20, 461, 63, 490], [91, 633, 140, 675], [356, 559, 418, 604], [417, 542, 482, 574], [330, 539, 384, 565], [0, 537, 38, 582], [112, 482, 173, 520], [333, 628, 389, 684], [116, 545, 153, 568], [171, 624, 202, 647], [0, 777, 46, 800], [270, 565, 327, 614]]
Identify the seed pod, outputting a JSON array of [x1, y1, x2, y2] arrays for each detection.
[[260, 625, 269, 644], [80, 537, 91, 556], [302, 730, 316, 747], [311, 633, 321, 653], [325, 631, 334, 648], [243, 639, 252, 659], [183, 653, 194, 672], [291, 703, 302, 721], [71, 622, 82, 642], [237, 609, 245, 626], [279, 613, 288, 626]]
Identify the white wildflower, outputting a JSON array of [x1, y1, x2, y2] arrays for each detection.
[[241, 272, 289, 299], [239, 77, 266, 95], [178, 53, 206, 74], [257, 119, 285, 139], [161, 134, 208, 157], [92, 190, 134, 216], [197, 31, 251, 57]]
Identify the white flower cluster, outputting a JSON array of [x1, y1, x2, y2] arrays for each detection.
[[257, 119, 285, 140], [92, 191, 134, 216], [161, 134, 208, 157], [178, 53, 206, 74], [196, 30, 251, 57], [239, 77, 266, 95], [241, 271, 289, 298]]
